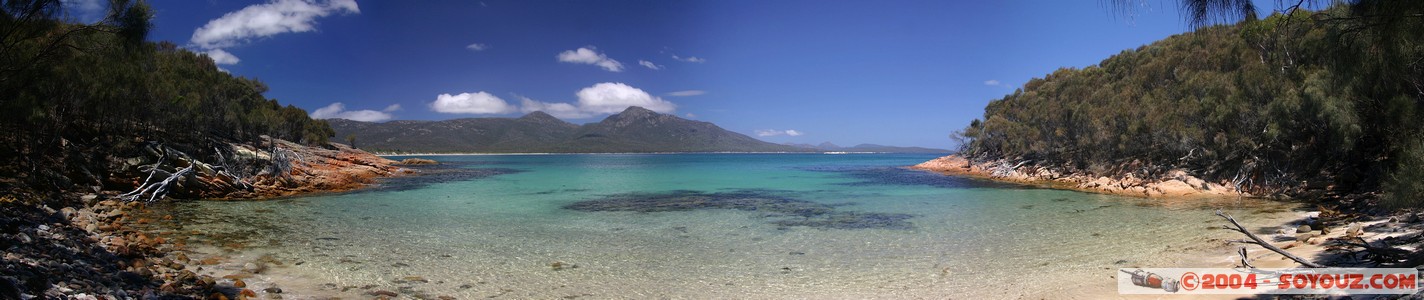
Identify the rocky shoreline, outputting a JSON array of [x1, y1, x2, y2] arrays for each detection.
[[2, 138, 405, 299], [911, 155, 1248, 198]]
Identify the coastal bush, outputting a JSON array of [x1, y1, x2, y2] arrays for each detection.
[[0, 1, 334, 200], [957, 3, 1424, 201], [1383, 138, 1424, 209]]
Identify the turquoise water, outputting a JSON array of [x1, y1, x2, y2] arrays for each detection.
[[160, 154, 1301, 299]]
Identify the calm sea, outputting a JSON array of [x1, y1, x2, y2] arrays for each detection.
[[152, 153, 1301, 299]]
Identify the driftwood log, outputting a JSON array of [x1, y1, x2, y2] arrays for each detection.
[[1216, 210, 1325, 268]]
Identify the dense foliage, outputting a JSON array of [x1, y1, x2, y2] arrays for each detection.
[[957, 3, 1424, 205], [0, 0, 332, 198]]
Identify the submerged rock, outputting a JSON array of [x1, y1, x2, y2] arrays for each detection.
[[354, 163, 522, 193], [368, 290, 399, 297], [549, 261, 577, 270], [564, 189, 915, 230]]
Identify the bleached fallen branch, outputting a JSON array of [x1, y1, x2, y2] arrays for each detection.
[[1216, 210, 1324, 268], [117, 152, 165, 200], [120, 158, 194, 202]]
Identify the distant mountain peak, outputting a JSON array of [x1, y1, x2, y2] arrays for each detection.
[[518, 111, 569, 125], [620, 106, 656, 114], [602, 106, 673, 127], [520, 111, 555, 119], [816, 142, 840, 149]]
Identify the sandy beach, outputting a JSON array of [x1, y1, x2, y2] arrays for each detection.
[[914, 155, 1424, 299]]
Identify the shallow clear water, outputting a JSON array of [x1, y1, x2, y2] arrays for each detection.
[[155, 154, 1302, 299]]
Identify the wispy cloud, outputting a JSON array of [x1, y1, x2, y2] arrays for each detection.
[[557, 47, 624, 72], [430, 92, 517, 114], [684, 113, 697, 119], [204, 49, 241, 65], [466, 43, 488, 51], [755, 129, 803, 137], [984, 79, 1012, 88], [671, 54, 706, 63], [191, 0, 359, 49], [638, 60, 663, 70], [188, 0, 358, 67], [666, 90, 706, 97], [383, 104, 402, 112], [310, 102, 394, 122]]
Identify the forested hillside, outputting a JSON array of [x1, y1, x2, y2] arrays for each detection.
[[0, 1, 334, 202], [955, 3, 1423, 205]]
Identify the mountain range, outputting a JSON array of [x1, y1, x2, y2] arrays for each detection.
[[784, 142, 950, 153], [329, 106, 948, 153]]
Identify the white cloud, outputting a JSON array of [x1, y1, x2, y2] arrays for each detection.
[[755, 129, 804, 137], [684, 113, 697, 119], [666, 90, 705, 97], [514, 83, 678, 119], [984, 79, 1005, 87], [466, 43, 488, 51], [638, 60, 663, 70], [557, 47, 623, 72], [430, 92, 516, 114], [190, 0, 360, 50], [519, 97, 592, 119], [671, 54, 706, 63], [204, 49, 241, 65], [383, 104, 402, 112], [575, 82, 676, 114], [310, 102, 393, 122]]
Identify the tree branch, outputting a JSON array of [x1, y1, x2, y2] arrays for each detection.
[[1237, 247, 1257, 269], [1216, 210, 1324, 268]]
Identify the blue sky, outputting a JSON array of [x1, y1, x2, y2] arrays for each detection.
[[121, 0, 1285, 149]]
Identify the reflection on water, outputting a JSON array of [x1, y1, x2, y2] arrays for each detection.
[[146, 154, 1302, 299]]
